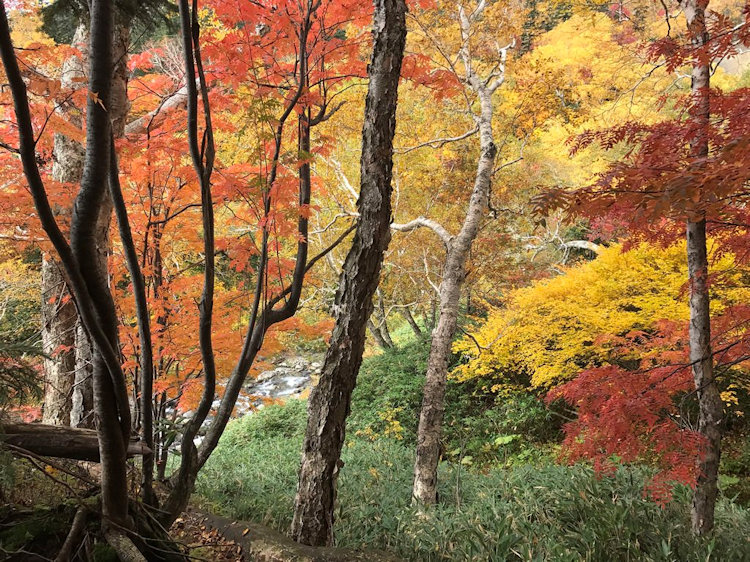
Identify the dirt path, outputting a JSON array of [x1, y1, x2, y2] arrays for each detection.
[[175, 507, 401, 561]]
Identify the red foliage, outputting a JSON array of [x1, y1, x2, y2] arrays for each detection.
[[532, 11, 750, 502], [548, 362, 704, 504], [10, 405, 42, 423], [548, 300, 750, 503]]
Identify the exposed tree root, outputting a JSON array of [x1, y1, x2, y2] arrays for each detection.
[[104, 529, 148, 562], [0, 500, 189, 561], [54, 506, 88, 562]]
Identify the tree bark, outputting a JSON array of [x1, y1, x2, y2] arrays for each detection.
[[41, 24, 87, 427], [41, 258, 77, 426], [402, 307, 422, 338], [291, 0, 407, 546], [412, 2, 502, 505], [71, 322, 95, 427], [682, 0, 722, 536]]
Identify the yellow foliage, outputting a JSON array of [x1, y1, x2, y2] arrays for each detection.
[[9, 10, 53, 48], [453, 243, 750, 389], [355, 406, 405, 441]]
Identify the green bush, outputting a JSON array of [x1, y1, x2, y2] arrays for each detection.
[[349, 341, 559, 464], [221, 398, 308, 445], [349, 340, 430, 443], [198, 419, 750, 561]]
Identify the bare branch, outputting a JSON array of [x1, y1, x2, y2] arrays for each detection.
[[124, 83, 193, 137], [391, 216, 454, 248], [560, 240, 603, 254], [396, 125, 479, 153]]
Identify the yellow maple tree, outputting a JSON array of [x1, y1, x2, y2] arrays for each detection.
[[453, 242, 750, 389]]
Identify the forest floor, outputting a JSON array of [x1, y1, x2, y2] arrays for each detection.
[[174, 507, 400, 562], [170, 509, 245, 561]]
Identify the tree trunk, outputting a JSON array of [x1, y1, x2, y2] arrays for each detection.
[[71, 321, 95, 427], [367, 318, 392, 350], [41, 24, 87, 427], [412, 6, 501, 504], [72, 0, 131, 530], [402, 307, 422, 338], [41, 258, 77, 426], [681, 0, 722, 535], [687, 219, 722, 534], [72, 16, 131, 429], [291, 0, 407, 546], [376, 292, 394, 347]]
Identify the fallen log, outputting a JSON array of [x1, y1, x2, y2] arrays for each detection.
[[0, 423, 151, 462]]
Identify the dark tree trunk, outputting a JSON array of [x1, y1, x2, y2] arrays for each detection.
[[681, 0, 723, 535], [72, 16, 131, 430], [72, 0, 131, 529], [291, 0, 407, 546]]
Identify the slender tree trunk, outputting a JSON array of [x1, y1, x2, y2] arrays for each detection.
[[687, 219, 722, 534], [72, 16, 131, 429], [412, 5, 502, 503], [72, 0, 131, 529], [428, 296, 437, 331], [682, 0, 722, 536], [367, 318, 393, 350], [402, 307, 422, 338], [376, 291, 394, 347], [412, 165, 495, 505], [291, 0, 407, 545], [380, 318, 394, 347]]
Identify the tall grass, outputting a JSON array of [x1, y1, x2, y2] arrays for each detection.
[[197, 402, 750, 561]]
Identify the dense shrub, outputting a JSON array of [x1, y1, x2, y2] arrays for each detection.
[[349, 340, 430, 443], [221, 397, 308, 445], [349, 341, 560, 464], [198, 414, 750, 561]]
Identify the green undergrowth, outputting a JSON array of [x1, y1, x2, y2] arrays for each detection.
[[197, 401, 750, 561], [348, 340, 563, 467], [0, 504, 74, 556]]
